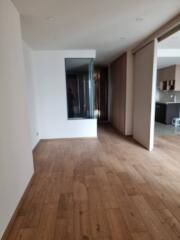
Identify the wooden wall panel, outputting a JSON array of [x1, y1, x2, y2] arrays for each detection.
[[94, 66, 109, 122], [133, 40, 157, 151], [110, 53, 127, 134]]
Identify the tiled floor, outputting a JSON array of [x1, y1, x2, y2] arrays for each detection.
[[155, 122, 180, 136]]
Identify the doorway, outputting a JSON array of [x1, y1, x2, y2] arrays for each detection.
[[94, 66, 109, 123], [133, 24, 180, 151], [154, 30, 180, 139]]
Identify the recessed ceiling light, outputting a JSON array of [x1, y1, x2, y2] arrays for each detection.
[[120, 37, 126, 40], [172, 36, 179, 40], [46, 16, 56, 22], [136, 17, 144, 22]]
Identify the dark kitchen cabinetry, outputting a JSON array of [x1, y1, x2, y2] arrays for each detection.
[[155, 103, 180, 124], [155, 103, 166, 123]]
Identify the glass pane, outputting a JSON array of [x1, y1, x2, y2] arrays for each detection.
[[65, 58, 95, 119]]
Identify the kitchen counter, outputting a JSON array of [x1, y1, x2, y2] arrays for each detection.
[[156, 102, 180, 124]]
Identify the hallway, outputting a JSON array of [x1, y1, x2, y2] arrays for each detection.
[[5, 126, 180, 240]]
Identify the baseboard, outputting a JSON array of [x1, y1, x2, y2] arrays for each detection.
[[40, 136, 97, 142], [32, 140, 40, 153], [1, 174, 34, 240]]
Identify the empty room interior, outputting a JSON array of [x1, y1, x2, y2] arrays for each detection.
[[1, 0, 180, 239]]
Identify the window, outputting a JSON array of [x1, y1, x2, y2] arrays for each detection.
[[65, 58, 95, 119]]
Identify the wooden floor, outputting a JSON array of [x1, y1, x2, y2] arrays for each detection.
[[5, 125, 180, 240]]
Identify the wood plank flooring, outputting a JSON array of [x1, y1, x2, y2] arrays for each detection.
[[4, 125, 180, 240]]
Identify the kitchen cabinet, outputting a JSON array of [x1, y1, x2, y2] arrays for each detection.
[[157, 65, 180, 91], [155, 103, 166, 123], [155, 102, 180, 124]]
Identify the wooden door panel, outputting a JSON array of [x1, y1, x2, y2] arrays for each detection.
[[133, 40, 157, 151]]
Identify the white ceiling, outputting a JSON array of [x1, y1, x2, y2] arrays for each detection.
[[158, 31, 180, 69], [12, 0, 180, 64]]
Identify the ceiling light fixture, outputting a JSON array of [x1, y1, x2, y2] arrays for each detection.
[[120, 37, 126, 40], [46, 16, 56, 22], [136, 17, 144, 22], [172, 36, 179, 40]]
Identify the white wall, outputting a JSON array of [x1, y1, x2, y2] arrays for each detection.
[[32, 50, 97, 139], [0, 0, 34, 238], [23, 43, 39, 149]]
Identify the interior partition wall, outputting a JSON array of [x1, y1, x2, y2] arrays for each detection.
[[133, 40, 158, 151]]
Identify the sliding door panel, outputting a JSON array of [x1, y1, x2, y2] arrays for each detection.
[[133, 40, 157, 151]]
